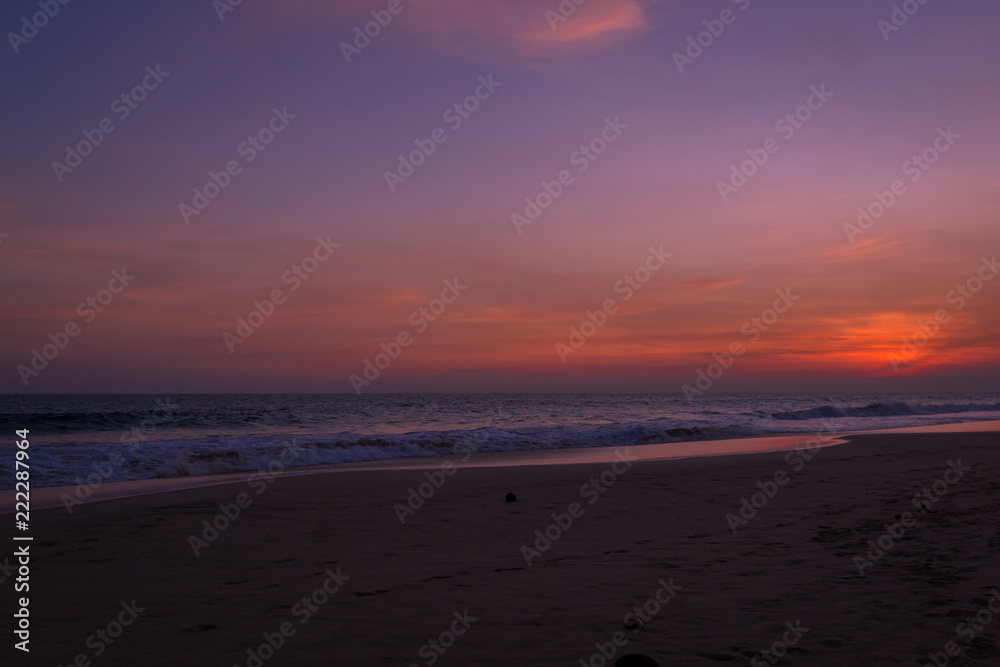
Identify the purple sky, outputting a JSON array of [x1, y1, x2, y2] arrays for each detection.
[[1, 0, 999, 393]]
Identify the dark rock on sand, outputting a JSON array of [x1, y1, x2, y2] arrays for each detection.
[[624, 616, 644, 631]]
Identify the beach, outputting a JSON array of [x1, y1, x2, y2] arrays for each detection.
[[11, 426, 1000, 666], [6, 0, 1000, 664]]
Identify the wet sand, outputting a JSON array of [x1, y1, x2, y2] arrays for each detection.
[[6, 427, 1000, 666]]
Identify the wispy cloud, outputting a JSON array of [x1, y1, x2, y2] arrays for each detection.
[[273, 0, 654, 61]]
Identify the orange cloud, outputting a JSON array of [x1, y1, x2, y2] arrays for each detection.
[[518, 0, 648, 50], [272, 0, 653, 61], [811, 235, 911, 262]]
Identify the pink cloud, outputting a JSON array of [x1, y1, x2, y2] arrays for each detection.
[[272, 0, 654, 61]]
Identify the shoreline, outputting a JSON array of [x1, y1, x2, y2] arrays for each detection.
[[7, 419, 999, 515], [14, 426, 1000, 665]]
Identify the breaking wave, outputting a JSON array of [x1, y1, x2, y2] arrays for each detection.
[[769, 401, 1000, 420]]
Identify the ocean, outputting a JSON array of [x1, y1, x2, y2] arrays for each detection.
[[2, 392, 999, 489]]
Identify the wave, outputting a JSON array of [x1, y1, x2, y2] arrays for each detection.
[[21, 421, 755, 488], [769, 401, 1000, 420], [6, 395, 1000, 489]]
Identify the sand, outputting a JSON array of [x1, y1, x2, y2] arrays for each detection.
[[6, 428, 1000, 666]]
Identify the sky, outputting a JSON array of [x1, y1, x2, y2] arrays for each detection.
[[1, 0, 998, 394]]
